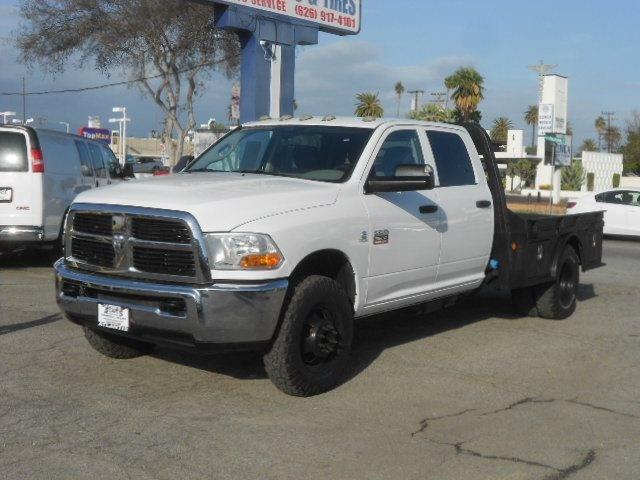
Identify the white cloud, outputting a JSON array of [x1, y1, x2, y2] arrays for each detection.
[[295, 40, 475, 116]]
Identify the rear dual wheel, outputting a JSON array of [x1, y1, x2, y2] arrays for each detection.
[[512, 246, 580, 320]]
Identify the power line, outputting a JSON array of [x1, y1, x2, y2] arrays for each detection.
[[0, 56, 239, 97]]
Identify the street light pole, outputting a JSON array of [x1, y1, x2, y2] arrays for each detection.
[[1, 111, 17, 124], [59, 122, 70, 133], [110, 107, 130, 165]]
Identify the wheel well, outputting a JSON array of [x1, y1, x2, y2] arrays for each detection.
[[290, 250, 357, 306], [565, 236, 582, 265]]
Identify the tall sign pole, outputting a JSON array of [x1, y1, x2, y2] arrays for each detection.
[[202, 0, 362, 123]]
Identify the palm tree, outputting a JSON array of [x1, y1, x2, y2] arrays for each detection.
[[355, 92, 384, 118], [444, 67, 485, 122], [566, 121, 574, 137], [580, 139, 598, 153], [604, 126, 622, 152], [524, 105, 538, 148], [490, 117, 513, 144], [394, 82, 405, 117], [595, 116, 606, 151]]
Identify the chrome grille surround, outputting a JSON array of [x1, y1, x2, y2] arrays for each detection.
[[64, 203, 211, 284]]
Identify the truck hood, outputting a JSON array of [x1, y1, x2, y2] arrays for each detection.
[[73, 173, 341, 232]]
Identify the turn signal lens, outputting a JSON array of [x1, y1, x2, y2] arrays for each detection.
[[240, 252, 283, 269]]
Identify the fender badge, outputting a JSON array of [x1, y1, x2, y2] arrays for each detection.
[[373, 230, 389, 245]]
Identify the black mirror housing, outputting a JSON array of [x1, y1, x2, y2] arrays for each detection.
[[365, 164, 435, 193]]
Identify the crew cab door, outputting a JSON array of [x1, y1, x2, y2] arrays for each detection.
[[424, 127, 494, 289], [87, 142, 110, 187], [361, 128, 442, 312]]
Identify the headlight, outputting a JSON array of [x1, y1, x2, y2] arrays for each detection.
[[204, 233, 284, 270]]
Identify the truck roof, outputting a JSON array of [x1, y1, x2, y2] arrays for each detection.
[[243, 116, 466, 131]]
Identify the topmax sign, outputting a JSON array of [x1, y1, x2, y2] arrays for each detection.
[[214, 0, 361, 34]]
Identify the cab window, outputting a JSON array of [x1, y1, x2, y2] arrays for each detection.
[[426, 130, 476, 187], [371, 130, 424, 178], [100, 144, 122, 178]]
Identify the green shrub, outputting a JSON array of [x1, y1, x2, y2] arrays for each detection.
[[539, 184, 552, 191], [587, 173, 595, 191], [612, 173, 621, 188], [561, 162, 586, 191]]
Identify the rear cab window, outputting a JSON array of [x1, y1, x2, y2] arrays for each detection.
[[426, 130, 476, 187], [0, 131, 29, 172], [100, 144, 122, 178], [87, 142, 107, 178]]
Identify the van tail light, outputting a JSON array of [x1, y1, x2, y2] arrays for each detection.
[[566, 201, 577, 209], [31, 148, 44, 173]]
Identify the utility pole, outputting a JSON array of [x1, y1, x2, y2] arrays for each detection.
[[528, 60, 558, 103], [430, 91, 448, 110], [22, 77, 26, 123], [601, 111, 615, 153], [407, 90, 425, 112]]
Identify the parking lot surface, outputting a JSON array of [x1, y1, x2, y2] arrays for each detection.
[[1, 240, 639, 480]]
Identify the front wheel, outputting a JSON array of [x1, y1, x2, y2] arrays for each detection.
[[535, 246, 580, 319], [263, 276, 354, 397]]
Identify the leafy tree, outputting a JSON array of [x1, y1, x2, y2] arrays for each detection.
[[355, 92, 384, 118], [622, 110, 640, 174], [454, 107, 482, 124], [566, 121, 574, 137], [604, 126, 622, 152], [490, 117, 513, 144], [513, 159, 536, 188], [580, 139, 598, 153], [444, 67, 484, 122], [595, 116, 607, 151], [561, 161, 586, 191], [408, 103, 456, 123], [17, 0, 240, 165], [524, 105, 538, 148], [394, 82, 405, 117]]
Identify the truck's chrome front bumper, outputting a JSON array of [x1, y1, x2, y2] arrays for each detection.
[[54, 259, 288, 351]]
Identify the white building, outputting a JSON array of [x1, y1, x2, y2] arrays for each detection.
[[580, 151, 623, 191]]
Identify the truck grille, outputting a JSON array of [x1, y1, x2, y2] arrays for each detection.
[[73, 213, 113, 236], [66, 208, 207, 283], [133, 247, 196, 277], [131, 218, 191, 244], [71, 237, 115, 268]]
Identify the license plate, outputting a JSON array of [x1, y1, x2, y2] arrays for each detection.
[[98, 304, 130, 332], [0, 188, 12, 202]]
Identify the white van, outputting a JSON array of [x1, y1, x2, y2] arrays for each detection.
[[0, 125, 126, 252]]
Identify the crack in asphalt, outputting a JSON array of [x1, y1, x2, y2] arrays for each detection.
[[541, 450, 596, 480], [481, 397, 556, 416], [410, 409, 476, 437], [451, 441, 562, 471]]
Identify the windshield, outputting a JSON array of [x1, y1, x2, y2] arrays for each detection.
[[186, 126, 373, 183]]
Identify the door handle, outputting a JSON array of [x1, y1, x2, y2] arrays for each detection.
[[419, 205, 439, 214], [476, 200, 492, 209]]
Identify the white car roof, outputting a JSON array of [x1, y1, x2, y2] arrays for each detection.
[[242, 116, 467, 132]]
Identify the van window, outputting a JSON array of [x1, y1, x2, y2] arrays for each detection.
[[100, 144, 121, 178], [426, 130, 476, 187], [75, 141, 94, 177], [0, 131, 28, 172], [87, 143, 107, 178]]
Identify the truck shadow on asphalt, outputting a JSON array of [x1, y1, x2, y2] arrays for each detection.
[[151, 284, 597, 384], [0, 249, 60, 269]]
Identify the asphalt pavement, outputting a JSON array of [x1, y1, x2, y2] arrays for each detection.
[[1, 240, 639, 480]]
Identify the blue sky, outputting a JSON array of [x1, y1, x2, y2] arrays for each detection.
[[0, 0, 638, 147]]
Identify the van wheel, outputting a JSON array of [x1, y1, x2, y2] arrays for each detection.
[[263, 276, 354, 397], [84, 327, 154, 359], [535, 246, 580, 320]]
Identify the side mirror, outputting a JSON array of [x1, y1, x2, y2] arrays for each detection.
[[365, 164, 435, 194]]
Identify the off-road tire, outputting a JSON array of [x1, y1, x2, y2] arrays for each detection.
[[511, 287, 538, 317], [84, 327, 154, 359], [263, 275, 354, 397], [535, 246, 580, 320]]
